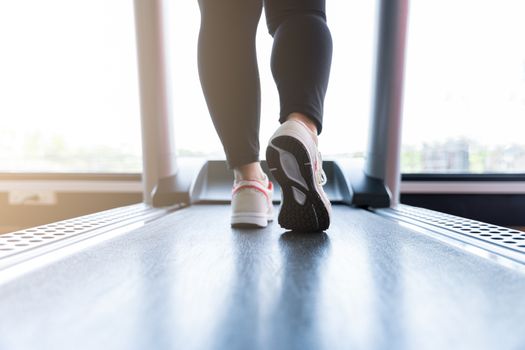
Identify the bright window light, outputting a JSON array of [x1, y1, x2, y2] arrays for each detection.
[[0, 0, 142, 173], [4, 1, 523, 175], [402, 0, 525, 173]]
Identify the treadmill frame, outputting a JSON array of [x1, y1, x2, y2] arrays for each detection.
[[133, 0, 409, 209]]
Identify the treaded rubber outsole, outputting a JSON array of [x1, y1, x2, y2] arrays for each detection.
[[266, 136, 330, 232], [231, 223, 267, 229], [231, 215, 272, 228]]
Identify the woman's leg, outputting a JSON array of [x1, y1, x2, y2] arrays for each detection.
[[264, 0, 333, 134], [264, 0, 333, 231], [197, 0, 263, 173]]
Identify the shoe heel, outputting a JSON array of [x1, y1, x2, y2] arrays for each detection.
[[266, 136, 330, 232]]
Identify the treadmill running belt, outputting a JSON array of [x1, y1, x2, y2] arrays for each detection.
[[0, 205, 524, 350]]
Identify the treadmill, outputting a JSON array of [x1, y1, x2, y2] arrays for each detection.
[[1, 1, 524, 349]]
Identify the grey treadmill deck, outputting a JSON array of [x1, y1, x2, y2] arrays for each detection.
[[0, 205, 524, 350]]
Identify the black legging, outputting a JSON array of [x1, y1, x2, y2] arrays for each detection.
[[198, 0, 332, 169]]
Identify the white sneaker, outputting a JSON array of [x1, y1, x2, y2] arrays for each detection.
[[266, 120, 331, 232], [231, 173, 274, 228]]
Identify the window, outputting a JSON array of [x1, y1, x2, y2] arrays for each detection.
[[0, 0, 142, 173], [402, 0, 525, 173], [2, 1, 377, 173]]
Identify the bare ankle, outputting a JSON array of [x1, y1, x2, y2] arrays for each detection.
[[286, 112, 318, 135], [234, 162, 265, 181]]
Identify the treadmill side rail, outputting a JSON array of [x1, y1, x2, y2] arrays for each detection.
[[0, 204, 178, 272], [376, 204, 525, 267], [335, 159, 391, 208], [151, 158, 207, 207]]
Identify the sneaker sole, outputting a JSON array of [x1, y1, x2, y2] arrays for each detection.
[[231, 214, 271, 228], [266, 136, 330, 232]]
